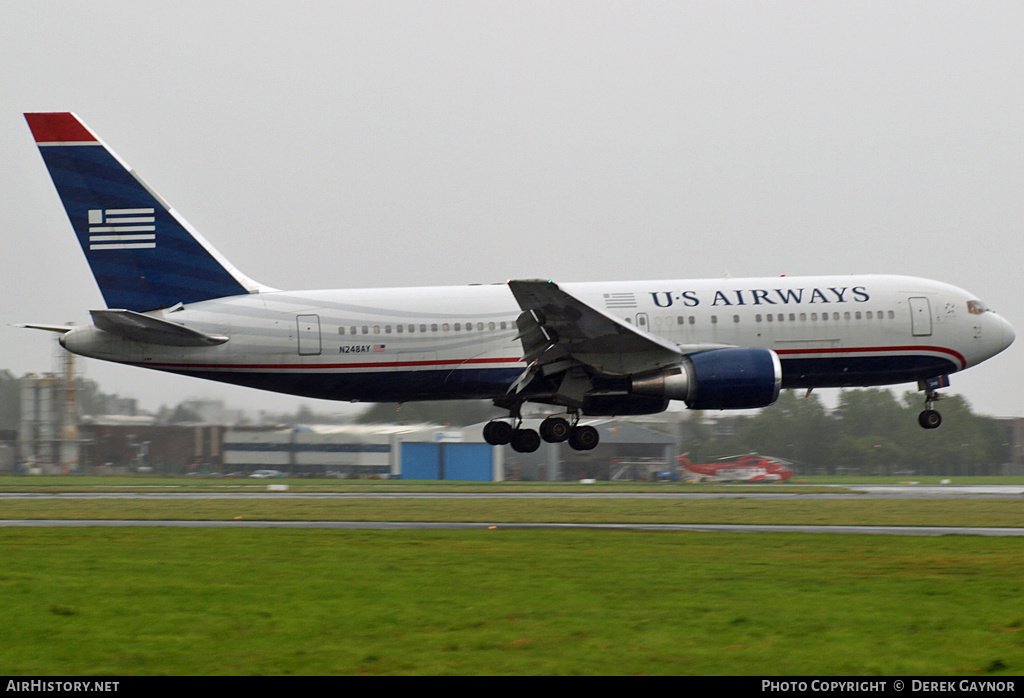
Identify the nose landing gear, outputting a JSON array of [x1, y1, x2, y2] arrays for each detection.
[[918, 388, 945, 430]]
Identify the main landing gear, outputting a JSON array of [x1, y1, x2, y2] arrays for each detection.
[[483, 412, 599, 453]]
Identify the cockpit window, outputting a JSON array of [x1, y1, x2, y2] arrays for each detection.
[[967, 300, 987, 315]]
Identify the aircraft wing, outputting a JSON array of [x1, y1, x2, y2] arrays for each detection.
[[508, 279, 684, 375]]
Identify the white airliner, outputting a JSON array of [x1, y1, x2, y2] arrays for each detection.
[[24, 112, 1015, 453]]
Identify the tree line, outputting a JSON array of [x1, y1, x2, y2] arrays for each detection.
[[682, 389, 1011, 476], [0, 369, 1013, 475]]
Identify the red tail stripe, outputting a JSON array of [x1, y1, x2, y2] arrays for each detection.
[[25, 113, 97, 144]]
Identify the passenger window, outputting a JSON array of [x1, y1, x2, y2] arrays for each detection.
[[362, 326, 369, 334], [733, 315, 740, 323], [338, 327, 345, 335], [442, 323, 450, 332]]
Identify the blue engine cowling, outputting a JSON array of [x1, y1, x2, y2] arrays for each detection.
[[631, 347, 782, 410], [581, 395, 670, 416]]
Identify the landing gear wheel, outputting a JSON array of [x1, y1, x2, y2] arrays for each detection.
[[539, 417, 571, 443], [918, 387, 945, 430], [568, 425, 599, 451], [918, 409, 942, 430], [510, 428, 541, 453], [483, 421, 514, 445]]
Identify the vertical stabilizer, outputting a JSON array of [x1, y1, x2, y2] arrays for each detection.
[[26, 112, 264, 312]]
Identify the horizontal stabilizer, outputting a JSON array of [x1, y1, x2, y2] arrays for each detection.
[[16, 323, 76, 334], [90, 309, 228, 347]]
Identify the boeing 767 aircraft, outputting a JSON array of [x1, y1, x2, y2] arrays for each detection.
[[23, 112, 1015, 453]]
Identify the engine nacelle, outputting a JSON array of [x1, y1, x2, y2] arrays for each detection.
[[631, 347, 782, 410], [581, 395, 669, 416]]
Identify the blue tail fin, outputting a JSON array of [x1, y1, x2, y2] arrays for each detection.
[[26, 112, 262, 312]]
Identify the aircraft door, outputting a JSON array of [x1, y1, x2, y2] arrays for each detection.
[[635, 313, 650, 332], [297, 314, 322, 355], [909, 297, 932, 337]]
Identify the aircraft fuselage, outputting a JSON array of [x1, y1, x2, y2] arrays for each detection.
[[59, 274, 1014, 405]]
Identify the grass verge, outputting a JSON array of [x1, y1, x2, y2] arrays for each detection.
[[0, 528, 1021, 675], [1, 497, 1023, 528]]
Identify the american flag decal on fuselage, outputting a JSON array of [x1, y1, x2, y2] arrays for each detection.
[[603, 292, 637, 309], [88, 208, 155, 250]]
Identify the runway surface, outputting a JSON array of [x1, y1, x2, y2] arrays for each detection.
[[1, 484, 1021, 535], [1, 484, 1022, 500]]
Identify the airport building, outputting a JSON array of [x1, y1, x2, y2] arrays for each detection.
[[221, 424, 483, 479], [496, 418, 677, 481], [220, 419, 676, 481]]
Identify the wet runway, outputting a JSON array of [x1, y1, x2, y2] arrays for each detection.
[[1, 484, 1022, 500]]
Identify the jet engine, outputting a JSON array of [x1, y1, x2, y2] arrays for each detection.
[[631, 347, 782, 410]]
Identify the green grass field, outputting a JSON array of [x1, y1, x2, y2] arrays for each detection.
[[1, 497, 1022, 528], [0, 476, 1022, 675], [1, 529, 1021, 675]]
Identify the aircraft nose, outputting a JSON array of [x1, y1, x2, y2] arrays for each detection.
[[999, 314, 1016, 352]]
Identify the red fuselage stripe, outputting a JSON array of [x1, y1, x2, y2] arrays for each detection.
[[124, 345, 965, 372], [774, 345, 965, 370], [127, 356, 524, 371]]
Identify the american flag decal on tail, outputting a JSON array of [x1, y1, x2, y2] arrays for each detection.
[[88, 208, 156, 250]]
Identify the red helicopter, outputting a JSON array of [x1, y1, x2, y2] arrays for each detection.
[[677, 453, 795, 483]]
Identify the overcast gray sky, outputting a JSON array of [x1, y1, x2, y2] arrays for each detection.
[[1, 1, 1021, 418]]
